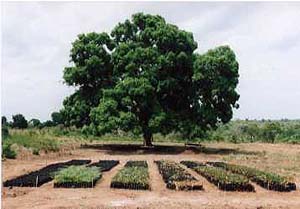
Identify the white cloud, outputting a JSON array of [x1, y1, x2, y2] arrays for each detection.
[[1, 2, 300, 121]]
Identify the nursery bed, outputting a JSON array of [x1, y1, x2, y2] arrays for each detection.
[[111, 161, 150, 190], [208, 162, 296, 192], [87, 160, 119, 172], [155, 160, 203, 191], [3, 159, 91, 187]]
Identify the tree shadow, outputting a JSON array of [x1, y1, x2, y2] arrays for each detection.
[[80, 143, 261, 156]]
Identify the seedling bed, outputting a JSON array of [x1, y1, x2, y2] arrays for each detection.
[[181, 161, 206, 169], [155, 160, 203, 191], [3, 159, 91, 187], [54, 166, 101, 188], [208, 162, 296, 192], [111, 161, 150, 190], [190, 164, 255, 192], [87, 160, 119, 172], [124, 160, 148, 168]]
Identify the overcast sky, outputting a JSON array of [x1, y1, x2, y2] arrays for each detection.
[[2, 2, 300, 121]]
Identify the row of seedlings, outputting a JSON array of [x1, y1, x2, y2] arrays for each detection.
[[181, 161, 254, 192], [54, 160, 120, 188], [155, 160, 203, 190], [3, 160, 91, 187], [111, 161, 150, 190], [208, 162, 296, 192]]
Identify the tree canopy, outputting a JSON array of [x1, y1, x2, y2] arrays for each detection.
[[12, 114, 28, 129], [61, 13, 239, 146]]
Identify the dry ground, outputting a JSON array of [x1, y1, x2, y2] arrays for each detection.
[[2, 142, 300, 209]]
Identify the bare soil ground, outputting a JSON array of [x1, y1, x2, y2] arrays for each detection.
[[2, 142, 300, 209]]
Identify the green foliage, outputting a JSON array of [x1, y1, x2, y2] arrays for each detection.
[[2, 142, 17, 159], [260, 122, 282, 143], [51, 112, 64, 126], [42, 120, 55, 128], [61, 13, 240, 145], [29, 118, 41, 128], [207, 119, 300, 143], [2, 116, 7, 126], [2, 125, 9, 139], [54, 166, 101, 184], [12, 114, 28, 129], [7, 131, 59, 152]]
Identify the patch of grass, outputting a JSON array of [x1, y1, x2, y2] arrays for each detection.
[[54, 166, 101, 187], [7, 131, 60, 153]]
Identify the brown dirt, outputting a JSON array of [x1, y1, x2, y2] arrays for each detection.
[[2, 142, 300, 209]]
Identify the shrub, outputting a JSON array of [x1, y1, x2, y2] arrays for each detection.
[[32, 148, 40, 155], [208, 162, 296, 192], [54, 165, 101, 188], [2, 142, 17, 159], [155, 160, 203, 190]]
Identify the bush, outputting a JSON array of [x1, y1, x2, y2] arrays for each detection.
[[54, 166, 101, 188], [32, 148, 40, 155], [208, 162, 296, 192], [2, 142, 17, 159]]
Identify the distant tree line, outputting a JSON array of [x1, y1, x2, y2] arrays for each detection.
[[1, 112, 64, 131]]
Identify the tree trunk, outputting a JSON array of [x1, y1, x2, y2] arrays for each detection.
[[142, 126, 153, 147]]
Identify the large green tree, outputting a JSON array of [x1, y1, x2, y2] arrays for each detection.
[[61, 13, 239, 146]]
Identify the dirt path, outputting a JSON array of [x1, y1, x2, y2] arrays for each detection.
[[2, 143, 300, 209]]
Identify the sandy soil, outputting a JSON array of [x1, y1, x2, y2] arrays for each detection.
[[2, 142, 300, 209]]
